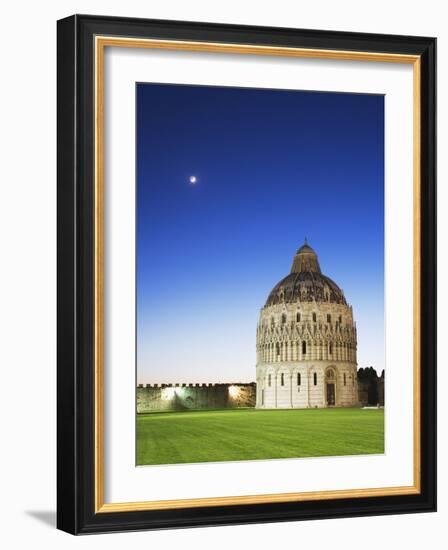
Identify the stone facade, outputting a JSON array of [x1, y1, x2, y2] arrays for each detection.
[[256, 242, 358, 408], [137, 383, 256, 413]]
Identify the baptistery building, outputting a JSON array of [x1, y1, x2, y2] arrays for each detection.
[[256, 241, 358, 408]]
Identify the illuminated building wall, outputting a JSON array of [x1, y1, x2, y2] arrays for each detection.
[[137, 383, 256, 413]]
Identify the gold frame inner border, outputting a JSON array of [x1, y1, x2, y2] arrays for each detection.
[[94, 35, 421, 514]]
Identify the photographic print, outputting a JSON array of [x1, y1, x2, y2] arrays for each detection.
[[57, 16, 436, 532], [136, 83, 385, 466]]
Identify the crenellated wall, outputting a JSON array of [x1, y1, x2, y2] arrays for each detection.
[[137, 383, 256, 413], [136, 373, 382, 412]]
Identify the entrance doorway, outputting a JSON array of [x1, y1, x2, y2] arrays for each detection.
[[326, 383, 335, 406]]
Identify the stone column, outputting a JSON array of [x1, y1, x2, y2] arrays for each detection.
[[274, 371, 278, 408], [307, 367, 311, 408], [290, 372, 293, 408]]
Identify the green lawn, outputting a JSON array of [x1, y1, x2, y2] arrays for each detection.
[[136, 408, 384, 466]]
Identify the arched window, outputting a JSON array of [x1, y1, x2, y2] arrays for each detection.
[[268, 374, 272, 387], [270, 317, 275, 327], [313, 372, 317, 386], [276, 343, 280, 357], [296, 312, 301, 322], [312, 313, 317, 322], [327, 314, 331, 323], [297, 372, 301, 386], [281, 313, 287, 324], [281, 373, 285, 386], [339, 315, 342, 324], [343, 373, 347, 386], [329, 342, 333, 355], [302, 341, 307, 355]]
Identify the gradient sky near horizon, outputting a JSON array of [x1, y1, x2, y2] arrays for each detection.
[[136, 83, 384, 384]]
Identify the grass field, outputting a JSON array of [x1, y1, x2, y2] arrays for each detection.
[[136, 408, 384, 466]]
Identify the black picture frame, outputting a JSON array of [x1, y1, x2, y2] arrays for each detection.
[[57, 14, 436, 535]]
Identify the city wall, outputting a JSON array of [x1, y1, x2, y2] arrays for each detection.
[[137, 371, 384, 413], [137, 383, 256, 413]]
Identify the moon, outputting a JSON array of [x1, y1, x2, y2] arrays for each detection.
[[189, 175, 197, 184]]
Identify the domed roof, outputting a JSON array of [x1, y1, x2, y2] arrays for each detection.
[[265, 240, 347, 306]]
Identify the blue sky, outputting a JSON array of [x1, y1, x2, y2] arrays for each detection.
[[136, 83, 384, 383]]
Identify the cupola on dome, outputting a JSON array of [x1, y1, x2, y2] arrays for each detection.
[[265, 240, 347, 306]]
